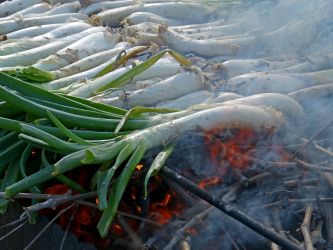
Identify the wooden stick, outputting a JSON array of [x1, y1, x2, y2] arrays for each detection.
[[322, 203, 333, 248], [313, 143, 333, 158], [23, 191, 97, 214], [292, 117, 333, 157], [295, 158, 333, 172], [300, 205, 314, 250], [323, 172, 333, 189]]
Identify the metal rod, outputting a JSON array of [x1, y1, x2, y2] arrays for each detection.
[[160, 166, 301, 250]]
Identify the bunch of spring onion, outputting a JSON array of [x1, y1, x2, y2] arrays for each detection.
[[0, 72, 292, 237]]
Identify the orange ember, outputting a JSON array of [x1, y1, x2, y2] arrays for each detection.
[[198, 176, 221, 189], [136, 164, 144, 171], [149, 191, 185, 225], [204, 128, 257, 172], [111, 223, 124, 236], [156, 193, 171, 207], [150, 208, 174, 225]]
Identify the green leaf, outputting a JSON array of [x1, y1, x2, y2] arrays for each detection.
[[97, 143, 146, 238], [96, 50, 168, 93], [19, 66, 55, 83], [20, 145, 42, 223], [20, 145, 41, 192], [97, 144, 134, 209], [41, 149, 86, 193], [95, 49, 191, 93], [46, 110, 93, 146], [58, 94, 127, 116], [0, 73, 113, 114], [115, 106, 177, 133], [20, 123, 87, 153], [55, 175, 86, 194], [144, 144, 175, 198], [95, 46, 149, 78], [0, 159, 21, 213], [95, 50, 125, 78], [167, 49, 192, 67], [5, 165, 55, 198], [0, 140, 26, 176], [3, 66, 55, 83], [82, 149, 96, 164]]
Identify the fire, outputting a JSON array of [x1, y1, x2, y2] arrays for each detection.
[[111, 223, 124, 236], [204, 128, 257, 172], [136, 164, 144, 171], [41, 162, 188, 246], [149, 190, 185, 225], [156, 193, 171, 207], [149, 192, 173, 224], [198, 176, 221, 189], [149, 208, 174, 225]]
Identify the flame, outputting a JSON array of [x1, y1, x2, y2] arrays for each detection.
[[204, 128, 257, 172], [156, 193, 171, 207], [149, 192, 184, 225], [136, 164, 144, 171], [150, 209, 173, 225], [198, 176, 221, 189], [111, 223, 124, 236]]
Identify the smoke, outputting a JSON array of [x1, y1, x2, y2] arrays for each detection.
[[211, 0, 333, 58]]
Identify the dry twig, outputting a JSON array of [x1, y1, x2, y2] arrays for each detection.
[[313, 143, 333, 158], [0, 220, 27, 241], [59, 206, 78, 250], [117, 215, 144, 247], [295, 158, 333, 172], [23, 203, 76, 250], [300, 205, 314, 250], [322, 203, 333, 249], [23, 191, 97, 215], [323, 172, 333, 189]]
